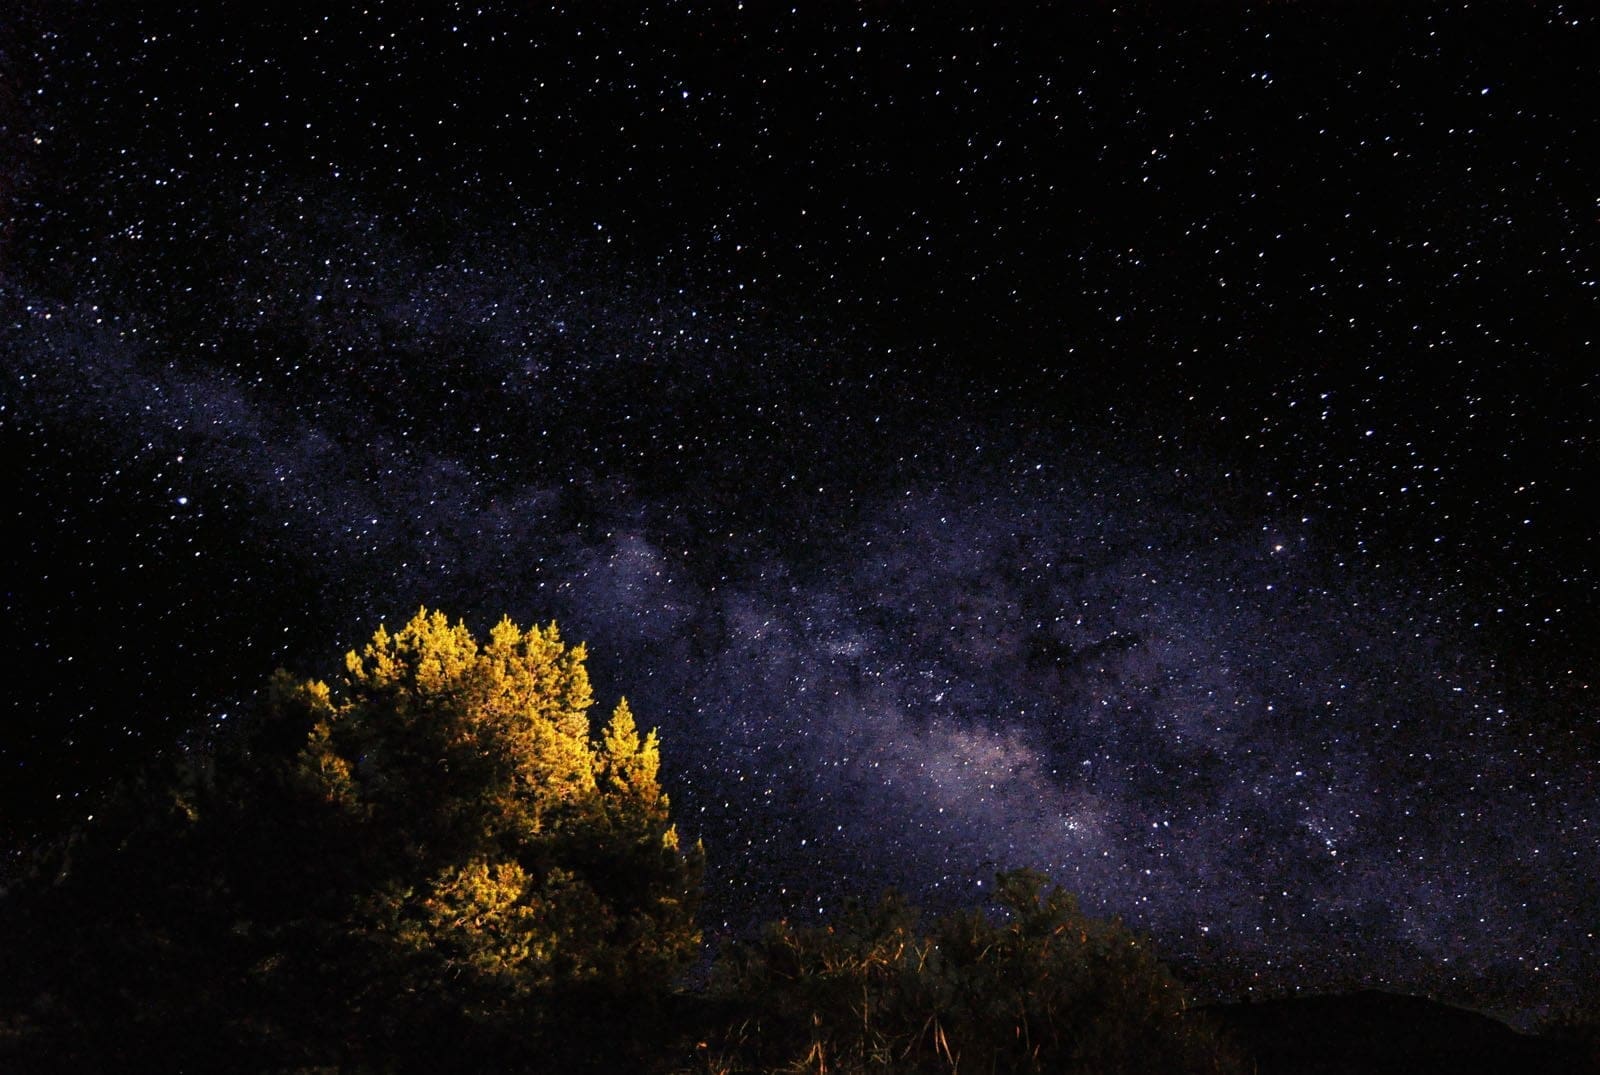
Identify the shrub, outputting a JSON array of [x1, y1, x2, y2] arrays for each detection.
[[699, 870, 1243, 1075]]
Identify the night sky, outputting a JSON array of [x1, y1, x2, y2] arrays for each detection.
[[3, 1, 1596, 1024]]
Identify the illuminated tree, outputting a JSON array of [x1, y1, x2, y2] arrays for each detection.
[[271, 609, 703, 1052], [0, 608, 702, 1070]]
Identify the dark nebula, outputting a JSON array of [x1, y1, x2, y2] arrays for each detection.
[[3, 1, 1595, 1023]]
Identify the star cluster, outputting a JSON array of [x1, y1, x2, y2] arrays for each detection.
[[3, 1, 1596, 1021]]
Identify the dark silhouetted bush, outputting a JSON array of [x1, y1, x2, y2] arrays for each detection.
[[697, 869, 1244, 1074]]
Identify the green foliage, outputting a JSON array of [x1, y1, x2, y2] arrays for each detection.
[[698, 869, 1244, 1075], [0, 608, 703, 1071]]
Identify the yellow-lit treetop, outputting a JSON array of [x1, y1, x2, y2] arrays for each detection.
[[271, 607, 701, 996]]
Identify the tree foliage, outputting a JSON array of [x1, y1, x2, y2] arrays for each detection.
[[0, 608, 702, 1070], [283, 610, 701, 1001], [698, 869, 1244, 1075]]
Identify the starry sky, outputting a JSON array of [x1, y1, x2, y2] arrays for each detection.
[[3, 1, 1596, 1022]]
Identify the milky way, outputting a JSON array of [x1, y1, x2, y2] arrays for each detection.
[[4, 2, 1596, 1021]]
